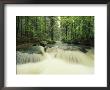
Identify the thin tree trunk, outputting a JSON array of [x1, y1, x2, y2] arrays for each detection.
[[71, 23, 73, 40], [45, 16, 47, 34], [50, 17, 54, 41], [65, 25, 68, 40], [16, 17, 19, 38]]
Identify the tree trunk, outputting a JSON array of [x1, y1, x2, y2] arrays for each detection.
[[65, 25, 68, 40], [71, 23, 73, 40], [50, 17, 54, 41], [16, 16, 19, 37]]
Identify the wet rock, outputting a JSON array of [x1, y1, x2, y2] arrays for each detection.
[[79, 48, 87, 53]]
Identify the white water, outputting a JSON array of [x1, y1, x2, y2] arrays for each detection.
[[17, 50, 94, 74]]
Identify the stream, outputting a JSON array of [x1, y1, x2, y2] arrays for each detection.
[[16, 42, 94, 74]]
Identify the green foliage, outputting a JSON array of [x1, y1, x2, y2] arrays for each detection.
[[16, 16, 94, 46], [60, 16, 94, 41]]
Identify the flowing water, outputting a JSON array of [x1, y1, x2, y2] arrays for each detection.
[[16, 43, 94, 74]]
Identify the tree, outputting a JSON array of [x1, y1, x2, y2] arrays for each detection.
[[16, 16, 94, 46]]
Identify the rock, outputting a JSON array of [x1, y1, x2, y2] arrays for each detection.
[[27, 46, 45, 55], [79, 48, 87, 53]]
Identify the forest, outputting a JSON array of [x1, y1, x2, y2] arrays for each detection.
[[16, 16, 94, 74], [16, 16, 94, 47]]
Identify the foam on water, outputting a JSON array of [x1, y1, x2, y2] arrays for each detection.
[[17, 52, 94, 74]]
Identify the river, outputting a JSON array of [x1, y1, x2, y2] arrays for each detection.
[[16, 42, 94, 74]]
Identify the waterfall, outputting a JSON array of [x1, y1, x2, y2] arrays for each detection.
[[16, 45, 94, 74]]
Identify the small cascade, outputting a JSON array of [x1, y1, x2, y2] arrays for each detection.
[[16, 51, 46, 64], [55, 50, 94, 67], [45, 45, 94, 67]]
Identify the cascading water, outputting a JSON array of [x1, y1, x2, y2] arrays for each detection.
[[16, 44, 94, 74]]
